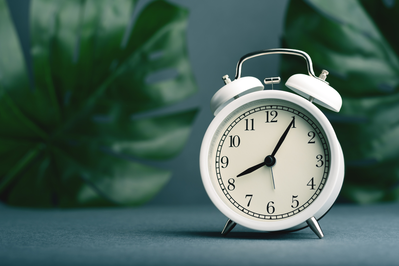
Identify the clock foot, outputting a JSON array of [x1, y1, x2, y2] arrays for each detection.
[[221, 219, 236, 236], [306, 216, 324, 239]]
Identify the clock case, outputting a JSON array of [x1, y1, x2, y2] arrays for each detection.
[[200, 49, 345, 239]]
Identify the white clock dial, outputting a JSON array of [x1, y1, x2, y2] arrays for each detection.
[[208, 98, 330, 221]]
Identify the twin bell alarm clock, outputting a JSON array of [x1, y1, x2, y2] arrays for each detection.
[[199, 48, 344, 239]]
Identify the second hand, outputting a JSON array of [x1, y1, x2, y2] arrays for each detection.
[[270, 167, 276, 190]]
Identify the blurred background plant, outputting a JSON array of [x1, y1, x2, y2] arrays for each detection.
[[0, 0, 197, 207], [5, 0, 397, 208], [281, 0, 399, 203]]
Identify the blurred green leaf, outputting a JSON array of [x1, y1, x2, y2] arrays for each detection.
[[281, 0, 399, 203], [0, 0, 198, 207]]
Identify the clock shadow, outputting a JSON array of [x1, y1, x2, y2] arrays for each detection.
[[222, 231, 314, 240], [177, 230, 316, 240]]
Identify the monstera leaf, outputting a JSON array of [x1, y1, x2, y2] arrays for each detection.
[[0, 0, 198, 207], [281, 0, 399, 203]]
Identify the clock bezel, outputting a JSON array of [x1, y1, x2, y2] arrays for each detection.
[[200, 90, 344, 232]]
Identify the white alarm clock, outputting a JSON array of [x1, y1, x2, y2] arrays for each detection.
[[199, 48, 344, 239]]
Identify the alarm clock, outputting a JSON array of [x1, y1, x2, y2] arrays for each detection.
[[199, 48, 344, 239]]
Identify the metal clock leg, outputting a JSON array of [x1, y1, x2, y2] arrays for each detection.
[[221, 219, 236, 236], [306, 216, 324, 239]]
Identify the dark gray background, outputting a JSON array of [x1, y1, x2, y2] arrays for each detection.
[[5, 0, 289, 206], [153, 0, 289, 205]]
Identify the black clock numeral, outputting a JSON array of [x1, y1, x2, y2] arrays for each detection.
[[245, 119, 255, 131], [316, 154, 324, 168], [308, 131, 316, 144], [227, 178, 235, 191], [265, 111, 278, 123], [291, 195, 299, 208], [245, 194, 253, 207], [307, 177, 316, 190], [220, 156, 229, 168], [291, 116, 296, 128], [266, 201, 275, 214], [229, 135, 240, 147]]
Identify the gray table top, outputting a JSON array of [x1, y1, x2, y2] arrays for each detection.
[[1, 202, 398, 266]]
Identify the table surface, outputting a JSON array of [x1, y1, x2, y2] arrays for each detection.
[[1, 202, 398, 266]]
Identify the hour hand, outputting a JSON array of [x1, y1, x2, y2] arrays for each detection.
[[236, 155, 276, 177], [237, 161, 265, 177]]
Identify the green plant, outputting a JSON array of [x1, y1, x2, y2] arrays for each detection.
[[281, 0, 399, 203], [0, 0, 198, 207]]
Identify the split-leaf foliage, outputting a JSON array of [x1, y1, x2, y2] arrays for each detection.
[[0, 0, 197, 207], [281, 0, 399, 203]]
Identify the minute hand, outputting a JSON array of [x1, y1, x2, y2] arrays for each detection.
[[271, 117, 295, 157]]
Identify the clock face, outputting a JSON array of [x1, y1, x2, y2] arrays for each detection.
[[208, 98, 330, 221]]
